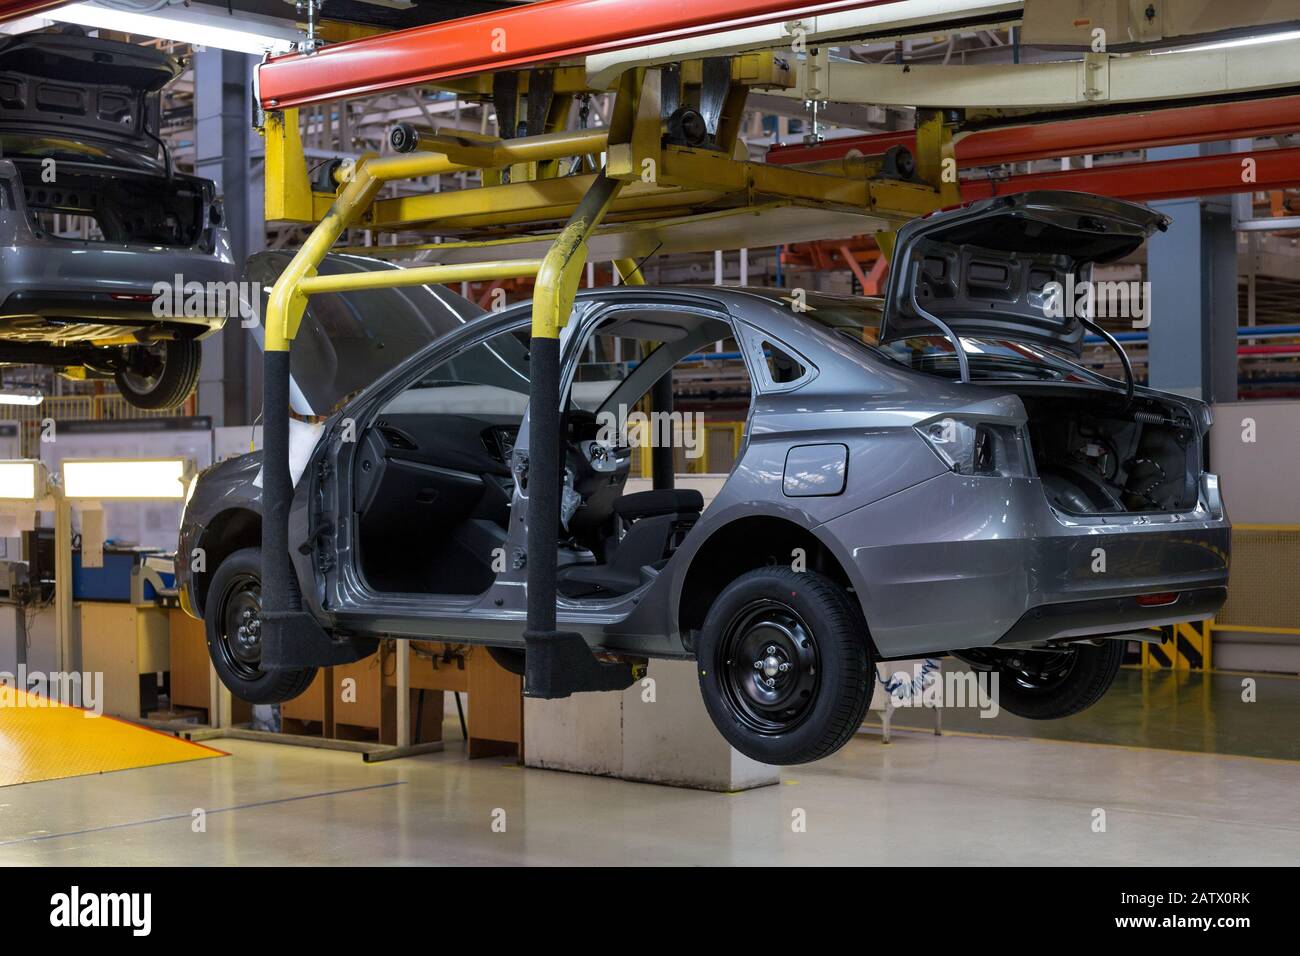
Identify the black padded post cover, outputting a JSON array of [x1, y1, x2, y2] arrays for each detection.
[[259, 350, 374, 669], [613, 488, 704, 520]]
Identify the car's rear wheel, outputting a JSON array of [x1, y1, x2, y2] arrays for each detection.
[[205, 547, 317, 704], [990, 640, 1125, 719], [696, 567, 872, 765], [114, 339, 201, 409]]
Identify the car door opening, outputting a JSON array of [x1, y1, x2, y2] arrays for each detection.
[[352, 325, 529, 597]]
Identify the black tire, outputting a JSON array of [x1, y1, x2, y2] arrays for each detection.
[[487, 646, 526, 676], [696, 567, 872, 765], [114, 339, 201, 410], [993, 640, 1125, 720], [204, 547, 317, 705]]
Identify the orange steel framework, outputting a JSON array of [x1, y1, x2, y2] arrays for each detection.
[[255, 0, 909, 109], [768, 95, 1300, 168], [960, 146, 1300, 204], [0, 0, 67, 20]]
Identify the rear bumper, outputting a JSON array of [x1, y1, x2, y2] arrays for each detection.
[[820, 470, 1230, 658], [995, 586, 1226, 647], [0, 212, 236, 333]]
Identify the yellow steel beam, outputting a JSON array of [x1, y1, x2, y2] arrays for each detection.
[[680, 51, 793, 91], [614, 258, 647, 285], [263, 108, 314, 223], [267, 122, 611, 225], [608, 67, 661, 183], [368, 169, 720, 231], [262, 126, 615, 349], [299, 259, 543, 296], [433, 65, 601, 98], [1209, 624, 1300, 636], [914, 108, 962, 208], [358, 144, 944, 234], [261, 63, 958, 351], [531, 71, 641, 340], [874, 229, 897, 262], [533, 176, 624, 339], [313, 19, 388, 43]]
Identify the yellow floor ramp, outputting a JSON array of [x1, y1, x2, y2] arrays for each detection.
[[0, 690, 224, 787]]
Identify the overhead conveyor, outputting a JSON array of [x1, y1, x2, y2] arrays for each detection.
[[250, 3, 966, 697], [250, 0, 1002, 110]]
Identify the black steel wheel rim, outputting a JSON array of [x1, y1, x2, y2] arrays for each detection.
[[217, 572, 264, 681], [1004, 648, 1077, 693], [717, 599, 820, 735], [119, 343, 167, 395]]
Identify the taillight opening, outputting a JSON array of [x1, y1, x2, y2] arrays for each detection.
[[916, 417, 1030, 477]]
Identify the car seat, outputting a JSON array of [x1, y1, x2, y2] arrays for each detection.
[[558, 488, 703, 596]]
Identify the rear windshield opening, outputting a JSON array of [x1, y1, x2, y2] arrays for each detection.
[[791, 292, 1121, 387], [28, 208, 105, 241]]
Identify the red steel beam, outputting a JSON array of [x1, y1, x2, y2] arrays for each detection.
[[961, 145, 1300, 203], [769, 95, 1300, 167], [0, 0, 70, 21], [257, 0, 905, 109]]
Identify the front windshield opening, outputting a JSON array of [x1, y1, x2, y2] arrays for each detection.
[[412, 327, 532, 396], [793, 293, 1123, 387]]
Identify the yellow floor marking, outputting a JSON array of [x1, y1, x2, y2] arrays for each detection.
[[0, 690, 224, 787]]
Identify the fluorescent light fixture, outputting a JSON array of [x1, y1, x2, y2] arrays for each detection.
[[0, 388, 43, 407], [46, 2, 301, 55], [0, 460, 46, 501], [62, 458, 191, 501], [1160, 28, 1300, 54]]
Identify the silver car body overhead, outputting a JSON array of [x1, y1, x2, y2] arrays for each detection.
[[0, 33, 235, 347], [0, 160, 235, 335]]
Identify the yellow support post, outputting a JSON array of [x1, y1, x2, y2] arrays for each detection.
[[614, 258, 647, 285], [521, 173, 629, 696], [519, 71, 647, 698], [263, 109, 314, 223], [913, 108, 962, 209], [257, 125, 627, 680]]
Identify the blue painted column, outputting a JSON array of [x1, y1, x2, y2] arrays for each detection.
[[1146, 144, 1239, 403], [194, 50, 264, 426]]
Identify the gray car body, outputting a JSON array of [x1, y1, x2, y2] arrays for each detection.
[[0, 163, 236, 331], [179, 284, 1230, 662], [0, 33, 235, 353]]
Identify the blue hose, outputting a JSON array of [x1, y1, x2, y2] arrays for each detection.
[[878, 658, 942, 701]]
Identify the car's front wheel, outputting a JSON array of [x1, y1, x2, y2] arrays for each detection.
[[696, 567, 872, 765], [988, 640, 1125, 719], [204, 547, 317, 704], [114, 339, 201, 409]]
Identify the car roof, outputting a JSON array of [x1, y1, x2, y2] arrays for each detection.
[[568, 284, 884, 318]]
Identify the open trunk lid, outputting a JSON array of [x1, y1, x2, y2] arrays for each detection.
[[880, 190, 1169, 358], [0, 31, 181, 173]]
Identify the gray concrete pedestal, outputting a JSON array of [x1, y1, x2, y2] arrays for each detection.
[[524, 659, 780, 791]]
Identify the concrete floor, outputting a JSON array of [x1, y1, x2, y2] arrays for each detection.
[[927, 667, 1300, 761], [1, 725, 1296, 865]]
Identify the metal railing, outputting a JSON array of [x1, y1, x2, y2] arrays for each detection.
[[8, 393, 194, 458]]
